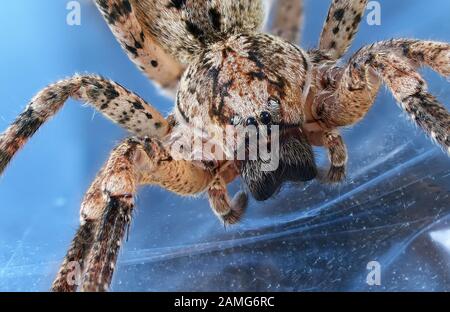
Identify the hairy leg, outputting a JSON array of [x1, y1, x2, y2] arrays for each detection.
[[78, 139, 141, 292], [313, 39, 450, 153], [51, 220, 97, 292], [319, 0, 368, 59], [269, 0, 304, 43], [323, 130, 348, 183], [81, 195, 134, 292], [378, 39, 450, 77], [208, 166, 249, 225], [95, 0, 184, 92], [52, 137, 239, 291], [302, 122, 347, 183], [0, 75, 169, 175]]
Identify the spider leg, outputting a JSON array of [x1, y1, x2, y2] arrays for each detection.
[[303, 123, 347, 183], [208, 167, 249, 225], [52, 138, 233, 291], [319, 0, 368, 59], [51, 220, 97, 292], [78, 139, 141, 292], [0, 75, 169, 175], [81, 195, 134, 292], [323, 130, 348, 183], [313, 39, 450, 154], [269, 0, 304, 43], [94, 0, 184, 92], [52, 162, 113, 292]]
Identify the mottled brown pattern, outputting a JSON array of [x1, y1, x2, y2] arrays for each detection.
[[320, 0, 368, 59], [95, 0, 184, 92], [270, 0, 304, 43], [207, 176, 249, 225], [322, 130, 348, 183], [0, 75, 170, 176], [132, 0, 264, 64], [51, 221, 97, 292], [0, 0, 449, 292], [81, 195, 133, 292], [311, 40, 450, 156], [177, 33, 309, 129]]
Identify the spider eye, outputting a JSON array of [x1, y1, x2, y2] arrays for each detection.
[[268, 98, 280, 108], [246, 117, 258, 127], [230, 115, 240, 126], [260, 111, 272, 125]]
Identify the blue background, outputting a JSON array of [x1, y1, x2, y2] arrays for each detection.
[[0, 0, 449, 291]]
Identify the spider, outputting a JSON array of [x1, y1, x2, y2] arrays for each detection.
[[0, 0, 449, 292]]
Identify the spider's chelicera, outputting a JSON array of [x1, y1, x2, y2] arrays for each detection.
[[0, 0, 449, 291]]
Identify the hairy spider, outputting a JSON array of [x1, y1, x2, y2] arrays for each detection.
[[0, 0, 449, 292]]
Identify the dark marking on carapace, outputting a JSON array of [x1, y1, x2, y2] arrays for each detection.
[[176, 93, 190, 123], [167, 0, 186, 10], [208, 8, 222, 31]]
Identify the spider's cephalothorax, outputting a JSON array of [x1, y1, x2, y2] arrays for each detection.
[[176, 32, 318, 200], [0, 0, 449, 292]]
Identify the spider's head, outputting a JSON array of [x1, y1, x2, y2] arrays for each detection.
[[176, 33, 317, 201]]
